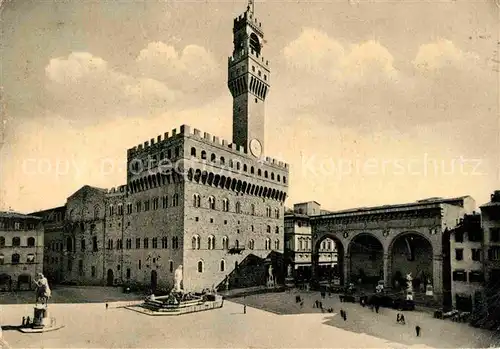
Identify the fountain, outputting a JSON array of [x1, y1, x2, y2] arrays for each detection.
[[19, 273, 64, 333], [127, 265, 223, 316]]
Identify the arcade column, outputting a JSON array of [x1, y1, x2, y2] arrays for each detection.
[[343, 254, 351, 285], [432, 253, 443, 301], [383, 253, 392, 288]]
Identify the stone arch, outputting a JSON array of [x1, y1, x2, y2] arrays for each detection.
[[207, 172, 214, 186], [214, 174, 220, 186], [225, 177, 231, 190], [194, 169, 201, 183], [231, 178, 237, 191], [220, 176, 226, 188], [312, 234, 345, 285], [388, 231, 434, 292], [187, 168, 194, 181], [201, 171, 208, 184], [156, 173, 162, 186], [263, 187, 268, 197], [250, 184, 255, 195], [347, 233, 384, 287], [236, 180, 242, 192], [242, 181, 247, 193]]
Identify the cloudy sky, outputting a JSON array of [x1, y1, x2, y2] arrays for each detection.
[[1, 0, 499, 213]]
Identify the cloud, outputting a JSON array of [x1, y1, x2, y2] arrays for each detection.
[[413, 39, 480, 73], [283, 28, 397, 83], [43, 43, 222, 123], [136, 42, 220, 90]]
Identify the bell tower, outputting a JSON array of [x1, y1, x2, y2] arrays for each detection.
[[228, 0, 270, 158]]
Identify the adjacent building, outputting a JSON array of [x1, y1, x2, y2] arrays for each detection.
[[284, 202, 338, 281], [0, 211, 44, 291], [449, 213, 483, 311]]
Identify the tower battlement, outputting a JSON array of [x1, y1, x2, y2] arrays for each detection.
[[127, 124, 288, 170], [106, 184, 128, 195], [233, 11, 263, 36], [228, 49, 269, 68]]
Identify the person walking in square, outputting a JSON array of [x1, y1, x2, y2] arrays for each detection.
[[415, 325, 421, 337]]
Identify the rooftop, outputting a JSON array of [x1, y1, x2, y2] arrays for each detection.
[[313, 196, 471, 219], [0, 211, 42, 220]]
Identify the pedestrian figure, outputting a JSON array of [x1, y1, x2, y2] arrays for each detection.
[[22, 317, 25, 326], [400, 314, 406, 325], [243, 304, 247, 314], [343, 311, 347, 321], [415, 325, 421, 337], [397, 313, 401, 323], [375, 304, 379, 313], [106, 303, 109, 310], [300, 301, 304, 308], [340, 309, 344, 318], [319, 301, 323, 310], [26, 316, 30, 325]]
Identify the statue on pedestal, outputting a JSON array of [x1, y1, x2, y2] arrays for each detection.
[[287, 264, 293, 278], [267, 265, 275, 287], [34, 273, 51, 305], [173, 265, 183, 293], [405, 273, 413, 292]]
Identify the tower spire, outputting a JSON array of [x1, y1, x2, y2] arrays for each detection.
[[247, 0, 254, 15]]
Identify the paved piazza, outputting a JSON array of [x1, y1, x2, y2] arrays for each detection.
[[0, 288, 498, 348]]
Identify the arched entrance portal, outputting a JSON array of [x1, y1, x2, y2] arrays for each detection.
[[151, 270, 158, 292], [390, 233, 433, 293], [348, 234, 384, 289], [106, 269, 114, 286], [312, 236, 344, 286]]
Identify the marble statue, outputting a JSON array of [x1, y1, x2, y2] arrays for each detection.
[[34, 273, 51, 305], [267, 265, 275, 287], [174, 265, 183, 292], [287, 264, 293, 278], [405, 273, 413, 292]]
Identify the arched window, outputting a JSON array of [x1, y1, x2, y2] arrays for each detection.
[[172, 193, 179, 206], [248, 239, 255, 250], [193, 194, 201, 207], [235, 239, 239, 249], [235, 202, 241, 214], [191, 147, 196, 157], [251, 204, 255, 215], [12, 237, 20, 247], [222, 199, 229, 212], [236, 162, 241, 170], [222, 236, 229, 250], [169, 260, 174, 272], [81, 238, 86, 251], [0, 237, 5, 248], [208, 196, 216, 210], [220, 156, 225, 165], [258, 169, 262, 176], [220, 260, 225, 272], [201, 151, 207, 160], [275, 226, 280, 234], [143, 238, 149, 249], [264, 171, 268, 178], [229, 159, 234, 168], [208, 235, 215, 250], [267, 225, 271, 234], [11, 253, 20, 264], [283, 176, 287, 184], [27, 237, 35, 247], [197, 260, 204, 273], [271, 173, 275, 180], [275, 208, 280, 219], [274, 239, 280, 250], [192, 235, 200, 250], [94, 205, 100, 219], [277, 174, 281, 182], [92, 236, 98, 251], [251, 166, 255, 174], [243, 164, 247, 172], [266, 207, 271, 217], [211, 153, 216, 162]]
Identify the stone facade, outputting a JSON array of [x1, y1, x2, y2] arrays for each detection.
[[0, 211, 44, 290], [35, 4, 289, 293], [311, 196, 476, 300]]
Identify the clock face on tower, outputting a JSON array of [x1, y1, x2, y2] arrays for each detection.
[[250, 138, 262, 158]]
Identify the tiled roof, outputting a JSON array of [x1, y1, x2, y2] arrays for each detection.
[[0, 211, 42, 220]]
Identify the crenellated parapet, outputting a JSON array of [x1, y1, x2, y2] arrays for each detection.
[[127, 124, 288, 171], [233, 10, 263, 37], [106, 185, 128, 196]]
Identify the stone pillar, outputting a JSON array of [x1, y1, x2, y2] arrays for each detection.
[[432, 254, 443, 301], [343, 254, 351, 285], [383, 253, 392, 288]]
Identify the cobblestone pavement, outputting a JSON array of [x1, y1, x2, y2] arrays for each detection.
[[0, 300, 439, 348], [232, 290, 500, 348]]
